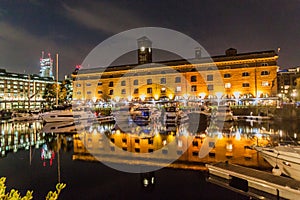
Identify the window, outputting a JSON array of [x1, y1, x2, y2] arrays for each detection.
[[242, 83, 250, 87], [242, 72, 249, 77], [76, 84, 81, 87], [97, 82, 102, 86], [176, 86, 181, 92], [87, 91, 92, 94], [175, 77, 181, 83], [225, 83, 231, 88], [161, 87, 166, 93], [191, 85, 197, 92], [121, 80, 126, 86], [224, 73, 231, 78], [191, 76, 197, 82], [133, 80, 138, 85], [109, 90, 113, 95], [134, 88, 139, 94], [147, 79, 152, 85], [207, 74, 213, 81], [207, 84, 214, 91], [147, 87, 152, 94], [86, 83, 91, 86], [261, 63, 268, 66], [109, 81, 114, 87], [77, 91, 81, 95], [160, 78, 166, 84], [98, 91, 103, 94], [261, 71, 270, 76], [121, 89, 126, 94], [262, 81, 269, 87]]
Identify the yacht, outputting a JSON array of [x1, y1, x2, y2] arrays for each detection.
[[255, 145, 300, 181], [42, 121, 77, 133], [40, 106, 95, 123], [10, 112, 39, 122]]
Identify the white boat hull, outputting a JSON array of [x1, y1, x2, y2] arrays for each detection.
[[256, 146, 300, 181], [40, 110, 95, 123]]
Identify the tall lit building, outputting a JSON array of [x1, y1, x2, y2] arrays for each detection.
[[39, 51, 54, 79], [72, 37, 279, 105]]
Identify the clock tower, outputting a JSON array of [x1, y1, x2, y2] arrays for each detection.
[[137, 36, 152, 65]]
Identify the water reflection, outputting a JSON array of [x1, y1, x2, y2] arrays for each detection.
[[1, 119, 299, 170]]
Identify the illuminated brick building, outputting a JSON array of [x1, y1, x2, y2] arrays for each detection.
[[72, 37, 278, 105]]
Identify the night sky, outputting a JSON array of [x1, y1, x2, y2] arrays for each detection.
[[0, 0, 299, 79]]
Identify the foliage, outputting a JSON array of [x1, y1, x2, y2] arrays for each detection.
[[43, 81, 72, 108], [0, 177, 66, 200]]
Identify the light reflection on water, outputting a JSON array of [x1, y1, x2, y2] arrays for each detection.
[[1, 120, 300, 198]]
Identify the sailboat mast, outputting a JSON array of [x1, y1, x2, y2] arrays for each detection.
[[56, 54, 59, 106]]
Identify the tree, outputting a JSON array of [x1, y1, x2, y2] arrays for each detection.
[[43, 83, 57, 108], [43, 82, 69, 108]]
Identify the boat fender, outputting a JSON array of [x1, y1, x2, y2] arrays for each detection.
[[272, 165, 282, 176]]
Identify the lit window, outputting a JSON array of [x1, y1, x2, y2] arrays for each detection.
[[262, 81, 269, 86], [161, 87, 166, 93], [176, 86, 181, 92], [225, 83, 231, 88]]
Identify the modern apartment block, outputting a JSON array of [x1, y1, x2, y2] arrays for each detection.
[[0, 69, 55, 110]]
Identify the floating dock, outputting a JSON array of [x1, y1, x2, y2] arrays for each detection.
[[206, 162, 300, 199], [235, 115, 272, 121]]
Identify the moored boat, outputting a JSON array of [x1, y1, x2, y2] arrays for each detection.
[[40, 106, 95, 123], [255, 145, 300, 181]]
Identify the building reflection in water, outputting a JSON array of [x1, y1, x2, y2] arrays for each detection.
[[72, 120, 276, 171], [1, 119, 298, 171], [0, 121, 45, 157]]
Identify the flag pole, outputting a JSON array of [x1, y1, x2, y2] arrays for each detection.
[[56, 54, 59, 106]]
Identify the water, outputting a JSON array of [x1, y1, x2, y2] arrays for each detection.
[[0, 119, 299, 199]]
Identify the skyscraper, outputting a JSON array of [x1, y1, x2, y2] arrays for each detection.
[[39, 51, 54, 79]]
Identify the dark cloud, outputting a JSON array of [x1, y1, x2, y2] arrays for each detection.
[[0, 0, 299, 79]]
